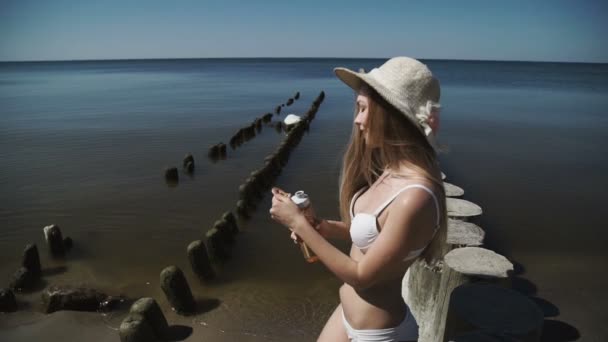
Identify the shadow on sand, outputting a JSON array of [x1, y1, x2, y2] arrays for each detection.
[[164, 325, 193, 341], [510, 261, 580, 342]]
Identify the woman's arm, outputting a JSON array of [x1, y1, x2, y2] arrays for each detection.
[[288, 189, 437, 290], [290, 218, 350, 244], [317, 219, 351, 240]]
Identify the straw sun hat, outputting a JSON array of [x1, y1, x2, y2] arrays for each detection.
[[334, 56, 441, 150]]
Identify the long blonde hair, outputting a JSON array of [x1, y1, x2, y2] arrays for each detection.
[[338, 86, 448, 265]]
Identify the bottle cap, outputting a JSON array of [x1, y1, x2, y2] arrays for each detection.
[[291, 190, 310, 208]]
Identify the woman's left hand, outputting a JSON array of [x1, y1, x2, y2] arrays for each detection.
[[269, 188, 304, 229]]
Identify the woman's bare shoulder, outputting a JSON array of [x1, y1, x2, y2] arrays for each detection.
[[386, 176, 439, 223], [390, 171, 439, 194]]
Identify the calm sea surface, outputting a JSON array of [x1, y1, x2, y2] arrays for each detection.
[[1, 59, 607, 340]]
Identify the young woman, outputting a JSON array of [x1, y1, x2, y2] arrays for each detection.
[[269, 57, 448, 342]]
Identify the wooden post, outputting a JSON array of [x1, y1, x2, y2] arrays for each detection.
[[182, 154, 194, 173], [119, 313, 158, 342], [444, 247, 513, 280], [129, 297, 168, 339], [444, 182, 464, 197], [0, 288, 17, 312], [214, 219, 234, 244], [447, 219, 485, 246], [447, 198, 483, 220], [403, 260, 463, 342], [43, 224, 65, 257], [236, 200, 249, 218], [404, 221, 487, 340], [22, 243, 41, 277], [187, 240, 215, 281], [164, 167, 178, 183], [444, 247, 513, 292], [159, 266, 195, 314], [222, 211, 239, 235], [205, 228, 228, 260]]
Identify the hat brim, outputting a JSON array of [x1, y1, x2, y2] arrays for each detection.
[[334, 67, 403, 110], [334, 67, 399, 110], [333, 67, 367, 93]]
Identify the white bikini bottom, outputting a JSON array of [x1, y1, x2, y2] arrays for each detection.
[[341, 306, 419, 342]]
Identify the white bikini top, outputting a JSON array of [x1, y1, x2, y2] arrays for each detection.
[[350, 184, 441, 261]]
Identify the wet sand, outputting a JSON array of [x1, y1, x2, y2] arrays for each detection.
[[0, 279, 340, 342]]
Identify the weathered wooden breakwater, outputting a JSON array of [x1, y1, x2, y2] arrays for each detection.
[[2, 90, 330, 341], [1, 225, 128, 315], [226, 119, 261, 151], [201, 91, 325, 268], [404, 173, 544, 341], [162, 91, 304, 185], [6, 225, 73, 293], [228, 91, 302, 151], [235, 91, 324, 219], [120, 91, 329, 340], [122, 91, 327, 340]]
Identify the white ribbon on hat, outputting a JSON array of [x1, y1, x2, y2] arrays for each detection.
[[416, 101, 441, 137]]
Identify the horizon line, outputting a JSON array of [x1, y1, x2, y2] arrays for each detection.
[[0, 56, 606, 65]]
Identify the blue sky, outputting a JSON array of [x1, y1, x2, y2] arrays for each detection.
[[0, 0, 606, 62]]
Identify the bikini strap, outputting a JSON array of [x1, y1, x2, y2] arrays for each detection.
[[350, 187, 368, 218], [372, 184, 441, 227]]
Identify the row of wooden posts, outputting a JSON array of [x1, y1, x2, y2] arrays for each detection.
[[0, 225, 129, 315], [190, 91, 325, 276], [236, 91, 324, 219], [0, 91, 326, 342], [406, 175, 544, 341], [163, 154, 197, 184], [228, 91, 300, 151], [118, 91, 325, 341], [275, 91, 300, 115], [0, 224, 74, 313], [162, 91, 304, 184]]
